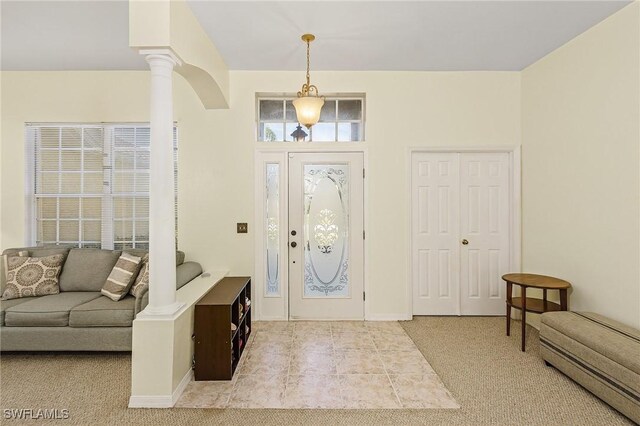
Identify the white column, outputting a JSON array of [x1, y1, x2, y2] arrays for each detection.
[[142, 50, 183, 316]]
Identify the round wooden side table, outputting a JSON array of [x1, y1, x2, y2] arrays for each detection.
[[502, 273, 571, 352]]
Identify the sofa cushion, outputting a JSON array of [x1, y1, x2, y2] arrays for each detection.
[[69, 295, 135, 327], [3, 292, 102, 327], [2, 254, 65, 300], [0, 297, 34, 326], [59, 249, 122, 292]]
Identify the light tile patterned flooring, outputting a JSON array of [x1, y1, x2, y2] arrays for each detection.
[[176, 321, 459, 409]]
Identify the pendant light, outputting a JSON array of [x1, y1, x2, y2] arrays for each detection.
[[292, 34, 324, 129]]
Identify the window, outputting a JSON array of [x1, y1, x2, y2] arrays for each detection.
[[257, 95, 365, 142], [26, 124, 178, 249]]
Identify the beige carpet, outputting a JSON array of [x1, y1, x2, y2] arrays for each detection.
[[0, 317, 632, 425]]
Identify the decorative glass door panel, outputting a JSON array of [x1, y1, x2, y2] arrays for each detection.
[[304, 165, 350, 297], [289, 153, 364, 320], [265, 163, 280, 296]]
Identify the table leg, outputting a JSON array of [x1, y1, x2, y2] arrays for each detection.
[[543, 288, 548, 311], [506, 281, 512, 336], [521, 286, 527, 352], [560, 289, 568, 311]]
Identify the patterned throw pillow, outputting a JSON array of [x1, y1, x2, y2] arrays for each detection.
[[129, 260, 149, 298], [101, 252, 142, 301], [1, 254, 65, 300]]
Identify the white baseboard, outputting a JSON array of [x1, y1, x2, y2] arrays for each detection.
[[366, 313, 412, 321], [128, 395, 173, 409], [172, 369, 194, 405], [128, 370, 193, 408]]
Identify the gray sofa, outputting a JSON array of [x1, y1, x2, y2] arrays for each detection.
[[1, 246, 202, 351]]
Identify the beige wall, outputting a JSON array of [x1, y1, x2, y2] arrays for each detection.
[[4, 3, 637, 325], [522, 2, 640, 328], [1, 70, 521, 318]]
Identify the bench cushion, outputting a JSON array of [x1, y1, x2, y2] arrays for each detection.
[[540, 311, 640, 423], [69, 295, 135, 327], [59, 249, 122, 292], [3, 292, 102, 327], [541, 311, 640, 375]]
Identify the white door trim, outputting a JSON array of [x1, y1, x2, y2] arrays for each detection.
[[406, 146, 522, 318], [254, 147, 369, 321]]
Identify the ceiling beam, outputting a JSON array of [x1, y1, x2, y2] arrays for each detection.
[[129, 0, 229, 109]]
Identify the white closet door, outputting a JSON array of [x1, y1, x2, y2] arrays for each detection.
[[411, 153, 460, 315], [459, 153, 510, 315], [411, 152, 511, 316]]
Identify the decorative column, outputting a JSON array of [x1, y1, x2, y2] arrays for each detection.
[[141, 49, 183, 316]]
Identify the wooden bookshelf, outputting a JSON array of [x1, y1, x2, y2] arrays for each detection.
[[193, 276, 252, 381]]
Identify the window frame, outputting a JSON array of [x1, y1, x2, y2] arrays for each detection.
[[24, 122, 178, 249], [256, 93, 366, 143]]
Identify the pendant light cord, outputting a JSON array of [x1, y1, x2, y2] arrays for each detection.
[[306, 39, 311, 87]]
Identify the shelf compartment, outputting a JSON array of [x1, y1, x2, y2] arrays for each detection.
[[508, 297, 562, 314], [193, 276, 252, 381]]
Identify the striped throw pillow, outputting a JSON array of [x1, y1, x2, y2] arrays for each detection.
[[101, 252, 142, 301], [129, 260, 149, 298]]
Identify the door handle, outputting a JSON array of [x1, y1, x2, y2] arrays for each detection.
[[461, 239, 469, 245], [291, 241, 297, 248]]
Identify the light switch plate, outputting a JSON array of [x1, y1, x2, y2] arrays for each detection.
[[237, 223, 248, 233]]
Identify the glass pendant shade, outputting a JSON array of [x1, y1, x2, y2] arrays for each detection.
[[293, 96, 325, 129]]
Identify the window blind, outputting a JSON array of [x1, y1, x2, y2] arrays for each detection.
[[28, 124, 178, 249]]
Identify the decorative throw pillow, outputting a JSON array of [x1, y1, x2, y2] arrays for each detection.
[[129, 260, 149, 298], [1, 254, 65, 300], [101, 252, 142, 301]]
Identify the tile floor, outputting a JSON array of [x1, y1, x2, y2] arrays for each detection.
[[176, 321, 459, 409]]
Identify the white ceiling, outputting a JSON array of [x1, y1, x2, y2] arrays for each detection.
[[1, 1, 145, 71], [1, 0, 631, 72], [187, 0, 631, 71]]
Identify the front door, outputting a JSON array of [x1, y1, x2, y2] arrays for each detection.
[[288, 152, 364, 320]]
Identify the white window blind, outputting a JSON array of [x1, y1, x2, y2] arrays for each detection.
[[27, 124, 178, 249]]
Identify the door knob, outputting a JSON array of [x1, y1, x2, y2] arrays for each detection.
[[461, 239, 469, 245], [291, 241, 297, 248]]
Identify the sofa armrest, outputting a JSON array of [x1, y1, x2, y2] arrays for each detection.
[[176, 261, 203, 290], [134, 261, 203, 316], [135, 288, 149, 316]]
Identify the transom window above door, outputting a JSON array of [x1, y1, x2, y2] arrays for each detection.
[[256, 95, 365, 142]]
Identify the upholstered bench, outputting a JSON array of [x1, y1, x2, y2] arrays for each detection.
[[540, 311, 640, 423]]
